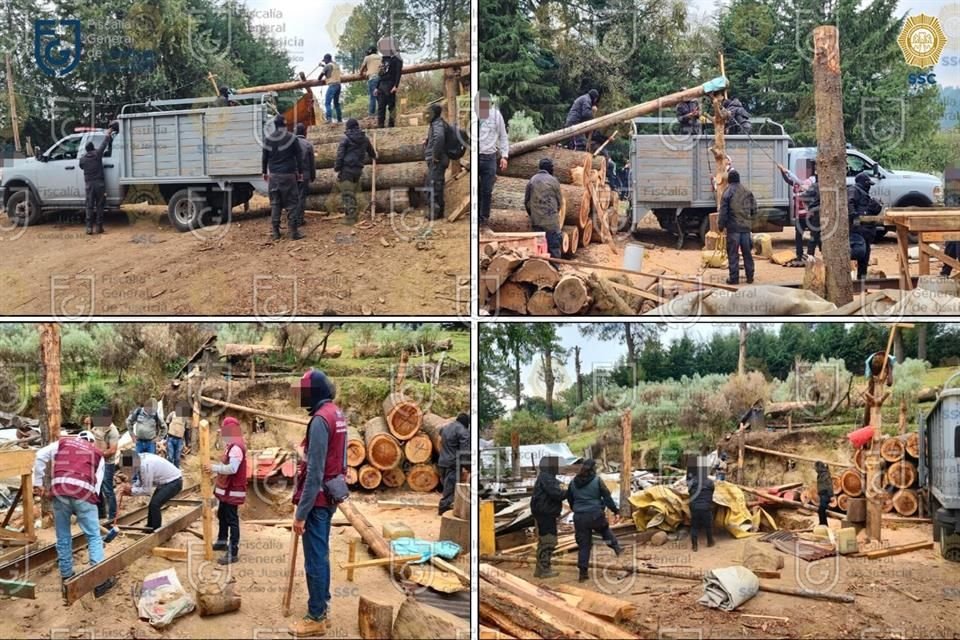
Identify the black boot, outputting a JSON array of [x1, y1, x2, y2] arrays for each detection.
[[271, 225, 281, 240], [85, 225, 93, 235], [212, 540, 228, 551], [96, 224, 104, 234], [94, 576, 117, 598], [534, 534, 558, 578], [691, 537, 699, 552], [578, 569, 589, 583], [289, 224, 304, 240]]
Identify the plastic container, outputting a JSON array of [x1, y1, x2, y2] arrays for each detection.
[[623, 242, 645, 272], [836, 527, 858, 554]]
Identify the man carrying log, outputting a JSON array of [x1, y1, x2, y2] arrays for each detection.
[[477, 91, 508, 227], [718, 169, 757, 285], [564, 89, 599, 150], [375, 43, 403, 128], [290, 369, 349, 638], [262, 114, 305, 240], [295, 123, 317, 227], [334, 119, 378, 226], [424, 103, 449, 221], [531, 456, 563, 578], [33, 431, 117, 599], [204, 416, 247, 565], [438, 413, 470, 516], [524, 158, 563, 258]]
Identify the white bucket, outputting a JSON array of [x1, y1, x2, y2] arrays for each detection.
[[623, 242, 644, 272]]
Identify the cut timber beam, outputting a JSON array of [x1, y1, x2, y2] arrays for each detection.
[[340, 554, 422, 571], [151, 547, 188, 561], [236, 59, 469, 94], [63, 504, 202, 605], [0, 578, 35, 599]]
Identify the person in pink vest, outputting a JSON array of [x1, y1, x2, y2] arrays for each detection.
[[203, 416, 247, 565], [289, 369, 348, 638], [33, 431, 117, 599]]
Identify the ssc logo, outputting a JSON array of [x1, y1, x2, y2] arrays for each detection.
[[897, 14, 948, 67], [34, 19, 82, 77]]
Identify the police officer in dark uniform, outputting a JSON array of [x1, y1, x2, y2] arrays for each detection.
[[424, 104, 448, 221], [79, 126, 117, 234], [294, 123, 316, 227], [531, 456, 563, 578], [262, 114, 304, 240], [566, 459, 622, 582], [848, 172, 882, 280], [524, 158, 563, 258], [334, 119, 378, 225], [718, 169, 757, 284], [676, 90, 701, 135]]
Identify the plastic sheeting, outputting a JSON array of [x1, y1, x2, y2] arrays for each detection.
[[628, 481, 777, 538], [390, 537, 461, 563], [646, 285, 836, 316], [698, 566, 760, 611]]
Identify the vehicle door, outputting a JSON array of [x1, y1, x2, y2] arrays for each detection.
[[39, 134, 84, 205]]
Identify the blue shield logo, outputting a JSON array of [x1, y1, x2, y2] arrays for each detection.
[[34, 19, 82, 77]]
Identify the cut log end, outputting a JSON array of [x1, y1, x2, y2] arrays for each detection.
[[407, 464, 440, 492], [358, 465, 383, 490]]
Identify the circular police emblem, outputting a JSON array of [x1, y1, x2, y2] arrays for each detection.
[[897, 14, 948, 67]]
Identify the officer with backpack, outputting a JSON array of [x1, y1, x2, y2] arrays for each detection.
[[126, 398, 167, 455], [424, 104, 449, 221], [718, 169, 756, 285], [721, 98, 752, 135]]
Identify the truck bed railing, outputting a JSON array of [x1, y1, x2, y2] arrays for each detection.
[[119, 92, 277, 116], [632, 116, 788, 137]]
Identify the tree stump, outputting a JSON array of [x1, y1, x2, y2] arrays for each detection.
[[358, 596, 394, 639]]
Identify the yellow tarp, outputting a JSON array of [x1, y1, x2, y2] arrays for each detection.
[[628, 481, 778, 539]]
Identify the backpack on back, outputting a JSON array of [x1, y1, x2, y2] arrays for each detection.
[[444, 123, 466, 160]]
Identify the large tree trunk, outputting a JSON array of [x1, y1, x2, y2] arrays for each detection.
[[500, 148, 604, 184], [381, 466, 406, 489], [347, 427, 366, 467], [38, 323, 62, 445], [623, 324, 635, 364], [419, 413, 446, 452], [358, 596, 394, 640], [487, 208, 532, 232], [303, 190, 411, 214], [407, 463, 440, 492], [308, 123, 419, 146], [554, 274, 591, 314], [812, 26, 853, 306], [313, 127, 427, 169], [542, 348, 555, 420], [237, 58, 470, 94], [310, 161, 428, 192], [363, 417, 403, 470], [491, 176, 589, 227], [738, 322, 747, 376], [383, 393, 423, 441], [358, 464, 382, 489], [403, 432, 433, 464], [574, 346, 583, 404]]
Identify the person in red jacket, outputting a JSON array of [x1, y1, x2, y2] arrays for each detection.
[[203, 416, 247, 565], [289, 369, 348, 638]]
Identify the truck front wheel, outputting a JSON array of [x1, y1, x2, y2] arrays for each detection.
[[5, 189, 42, 227], [167, 189, 206, 232]]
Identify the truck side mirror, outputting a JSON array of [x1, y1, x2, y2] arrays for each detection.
[[33, 147, 41, 160], [872, 164, 881, 178]]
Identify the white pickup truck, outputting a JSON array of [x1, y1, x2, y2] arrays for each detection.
[[629, 117, 944, 245], [1, 93, 275, 232]]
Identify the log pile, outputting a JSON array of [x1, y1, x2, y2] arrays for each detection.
[[480, 246, 662, 315], [804, 434, 922, 517], [486, 147, 620, 257], [347, 399, 446, 492]]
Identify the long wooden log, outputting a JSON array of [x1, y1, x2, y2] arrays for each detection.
[[363, 417, 403, 470], [346, 466, 358, 485], [880, 436, 905, 463], [563, 225, 580, 255], [510, 77, 727, 156], [744, 444, 848, 468], [403, 433, 433, 464], [552, 583, 637, 623], [481, 590, 586, 640], [358, 464, 382, 490], [339, 500, 392, 559], [419, 413, 446, 452], [237, 58, 470, 94], [383, 393, 423, 441], [313, 127, 426, 168], [492, 176, 588, 227], [407, 463, 440, 492], [488, 208, 532, 233], [304, 190, 411, 214], [886, 460, 917, 489], [554, 274, 591, 314], [527, 290, 559, 315], [310, 162, 428, 192], [892, 488, 918, 516], [480, 600, 547, 639], [308, 124, 421, 146], [500, 148, 605, 184], [347, 427, 366, 467], [512, 258, 561, 290]]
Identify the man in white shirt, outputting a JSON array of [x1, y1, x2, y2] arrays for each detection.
[[358, 46, 382, 117], [118, 451, 183, 531], [477, 91, 509, 227], [33, 431, 117, 599]]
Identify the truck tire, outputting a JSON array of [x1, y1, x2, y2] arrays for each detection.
[[167, 189, 206, 232], [4, 189, 42, 227]]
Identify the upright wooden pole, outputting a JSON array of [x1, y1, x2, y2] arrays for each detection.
[[5, 53, 21, 152], [371, 133, 377, 219], [737, 323, 747, 376], [620, 410, 633, 519], [196, 404, 213, 561], [510, 431, 520, 478], [812, 26, 853, 306], [38, 324, 61, 443], [444, 67, 461, 174], [736, 424, 746, 484], [206, 71, 219, 94]]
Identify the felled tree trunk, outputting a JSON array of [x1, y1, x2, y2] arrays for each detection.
[[197, 579, 242, 616], [483, 251, 525, 295], [392, 597, 469, 639], [303, 190, 411, 214], [500, 148, 604, 184], [407, 464, 440, 492], [420, 413, 446, 452], [358, 464, 383, 489], [511, 258, 561, 290], [363, 417, 403, 470], [491, 176, 589, 227], [495, 281, 530, 314], [359, 596, 394, 640], [314, 127, 426, 168], [346, 466, 358, 485], [527, 290, 559, 315], [563, 225, 579, 255], [554, 274, 591, 314], [310, 161, 428, 192], [487, 208, 532, 232], [381, 466, 406, 488], [383, 393, 423, 441], [580, 219, 593, 245], [347, 427, 366, 467], [404, 433, 434, 464], [306, 117, 381, 143]]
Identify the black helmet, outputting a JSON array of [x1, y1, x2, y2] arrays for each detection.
[[727, 169, 741, 183], [855, 172, 872, 188], [322, 53, 333, 63], [539, 158, 554, 174], [588, 89, 599, 103]]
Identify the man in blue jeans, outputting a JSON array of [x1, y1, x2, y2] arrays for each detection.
[[319, 54, 343, 124], [477, 91, 509, 227], [126, 398, 166, 455], [718, 169, 757, 285], [33, 430, 116, 599], [89, 408, 119, 522], [289, 369, 348, 638], [359, 46, 381, 117], [164, 402, 190, 468]]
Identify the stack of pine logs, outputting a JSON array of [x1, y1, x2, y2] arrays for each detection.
[[486, 147, 621, 256], [347, 392, 446, 493], [802, 433, 922, 517], [480, 248, 660, 315]]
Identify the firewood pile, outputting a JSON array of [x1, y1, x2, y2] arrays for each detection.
[[486, 147, 621, 256], [798, 433, 922, 517], [304, 122, 469, 219], [480, 247, 665, 315], [348, 392, 446, 493]]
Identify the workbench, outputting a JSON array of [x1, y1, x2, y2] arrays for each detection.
[[883, 208, 960, 290], [0, 449, 37, 545]]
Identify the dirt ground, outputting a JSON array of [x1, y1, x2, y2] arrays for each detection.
[[1, 482, 457, 639], [490, 518, 959, 639], [578, 213, 909, 290], [0, 196, 469, 316]]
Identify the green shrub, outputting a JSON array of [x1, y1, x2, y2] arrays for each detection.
[[73, 383, 111, 422], [494, 410, 560, 446]]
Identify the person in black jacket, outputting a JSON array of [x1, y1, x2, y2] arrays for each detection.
[[722, 98, 752, 135], [531, 456, 563, 578], [675, 92, 701, 135], [262, 114, 304, 240], [295, 123, 316, 228], [424, 104, 448, 221], [564, 90, 599, 150], [848, 172, 883, 280], [438, 413, 470, 515], [375, 50, 404, 128], [334, 119, 377, 225], [566, 459, 622, 582], [687, 465, 715, 551], [815, 461, 832, 526], [718, 170, 757, 285], [79, 128, 116, 234]]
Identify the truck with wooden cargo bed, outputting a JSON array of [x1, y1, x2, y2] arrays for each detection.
[[1, 93, 276, 232], [627, 117, 944, 247]]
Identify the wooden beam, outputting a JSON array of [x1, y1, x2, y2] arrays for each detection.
[[346, 538, 358, 582], [538, 256, 739, 291], [479, 501, 496, 555], [236, 59, 469, 94], [619, 410, 632, 519], [151, 547, 188, 561], [200, 395, 308, 425], [744, 444, 848, 467], [39, 323, 62, 443], [196, 406, 213, 562], [0, 450, 36, 477], [63, 504, 202, 604], [339, 554, 421, 570], [20, 474, 33, 542], [0, 578, 34, 599]]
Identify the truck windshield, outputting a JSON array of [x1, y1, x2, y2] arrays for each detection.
[[847, 153, 876, 177], [47, 136, 82, 162]]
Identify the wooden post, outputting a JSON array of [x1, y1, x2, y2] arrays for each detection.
[[371, 132, 377, 219], [479, 501, 496, 555], [206, 71, 219, 94], [736, 424, 746, 484], [619, 410, 633, 519], [444, 67, 461, 174], [510, 431, 520, 478], [738, 323, 747, 376], [196, 403, 213, 561], [346, 538, 358, 582], [20, 474, 33, 540], [812, 25, 853, 306], [38, 323, 62, 443], [5, 53, 21, 152]]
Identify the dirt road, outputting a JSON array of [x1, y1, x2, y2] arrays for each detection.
[[1, 198, 469, 316]]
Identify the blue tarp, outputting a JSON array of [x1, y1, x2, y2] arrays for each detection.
[[390, 537, 461, 564]]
